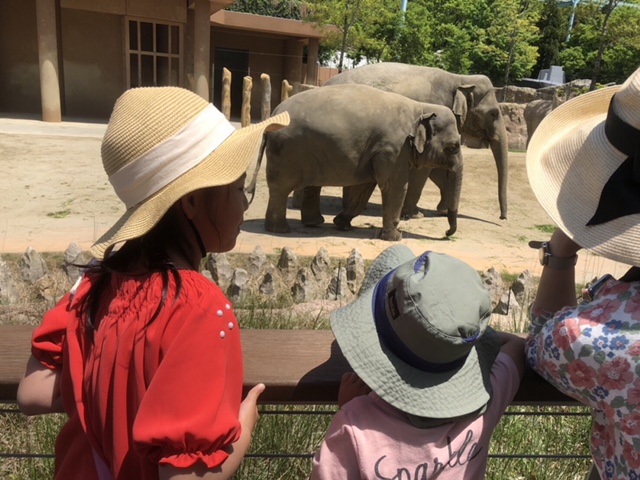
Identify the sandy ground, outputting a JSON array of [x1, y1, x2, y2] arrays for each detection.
[[0, 117, 629, 282]]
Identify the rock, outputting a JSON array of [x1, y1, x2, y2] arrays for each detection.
[[346, 248, 364, 294], [277, 246, 298, 281], [481, 267, 504, 310], [0, 256, 20, 304], [500, 103, 527, 151], [494, 289, 521, 317], [311, 247, 331, 284], [247, 245, 267, 277], [511, 270, 534, 308], [292, 267, 319, 303], [63, 243, 91, 283], [206, 253, 234, 290], [259, 263, 283, 296], [495, 85, 539, 104], [326, 266, 351, 301], [227, 268, 250, 302], [21, 247, 48, 283]]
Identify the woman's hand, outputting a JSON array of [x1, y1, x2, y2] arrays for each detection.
[[338, 372, 371, 408]]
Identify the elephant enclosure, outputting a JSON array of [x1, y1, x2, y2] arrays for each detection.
[[0, 122, 628, 281]]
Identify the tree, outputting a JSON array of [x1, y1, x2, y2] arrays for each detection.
[[533, 0, 568, 74], [471, 0, 542, 85], [559, 0, 640, 85], [226, 0, 304, 18], [305, 0, 385, 71]]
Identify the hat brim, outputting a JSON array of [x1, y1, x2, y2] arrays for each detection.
[[526, 85, 640, 266], [331, 245, 501, 419], [90, 112, 289, 259]]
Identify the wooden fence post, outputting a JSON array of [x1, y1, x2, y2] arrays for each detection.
[[221, 67, 231, 120], [241, 76, 252, 127], [261, 73, 271, 121], [281, 79, 293, 102]]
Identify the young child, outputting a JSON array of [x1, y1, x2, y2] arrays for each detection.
[[311, 245, 524, 479], [17, 87, 289, 479]]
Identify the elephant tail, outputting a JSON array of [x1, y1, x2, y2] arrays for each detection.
[[246, 132, 268, 204]]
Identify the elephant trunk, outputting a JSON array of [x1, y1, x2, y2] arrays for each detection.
[[489, 127, 509, 220], [445, 165, 463, 237]]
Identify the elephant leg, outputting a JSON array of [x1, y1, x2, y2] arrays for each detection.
[[291, 188, 304, 209], [401, 168, 430, 219], [265, 185, 292, 233], [334, 182, 376, 231], [301, 186, 324, 226], [428, 169, 449, 215], [380, 181, 407, 241]]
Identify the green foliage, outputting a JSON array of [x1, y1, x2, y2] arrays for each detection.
[[534, 224, 557, 233], [560, 0, 640, 84], [533, 0, 570, 73], [225, 0, 304, 19]]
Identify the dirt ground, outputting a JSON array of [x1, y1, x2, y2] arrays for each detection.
[[0, 118, 628, 281]]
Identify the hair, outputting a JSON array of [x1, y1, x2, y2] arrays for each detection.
[[79, 202, 194, 339]]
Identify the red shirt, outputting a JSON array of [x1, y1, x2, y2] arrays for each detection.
[[31, 270, 243, 479]]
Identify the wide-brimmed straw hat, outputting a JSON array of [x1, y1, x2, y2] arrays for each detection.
[[527, 67, 640, 266], [90, 86, 289, 259], [331, 245, 500, 419]]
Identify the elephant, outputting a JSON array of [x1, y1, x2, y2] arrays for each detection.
[[259, 84, 463, 241], [323, 62, 509, 220], [524, 99, 555, 148]]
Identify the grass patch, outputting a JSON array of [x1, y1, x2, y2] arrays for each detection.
[[46, 209, 71, 219], [534, 224, 556, 234]]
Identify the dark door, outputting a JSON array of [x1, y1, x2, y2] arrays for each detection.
[[213, 47, 249, 120]]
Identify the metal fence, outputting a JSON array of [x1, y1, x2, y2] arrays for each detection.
[[1, 405, 593, 479]]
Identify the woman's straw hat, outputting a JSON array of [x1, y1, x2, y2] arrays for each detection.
[[91, 86, 289, 259], [527, 67, 640, 266]]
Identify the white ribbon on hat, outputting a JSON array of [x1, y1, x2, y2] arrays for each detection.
[[109, 104, 236, 209]]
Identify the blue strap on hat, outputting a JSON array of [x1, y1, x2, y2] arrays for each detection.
[[371, 253, 470, 374]]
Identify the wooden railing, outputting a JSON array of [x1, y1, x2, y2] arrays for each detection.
[[0, 325, 574, 405]]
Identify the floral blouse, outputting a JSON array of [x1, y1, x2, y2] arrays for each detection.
[[526, 276, 640, 480]]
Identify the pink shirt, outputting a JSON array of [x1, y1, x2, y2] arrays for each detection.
[[311, 353, 520, 480]]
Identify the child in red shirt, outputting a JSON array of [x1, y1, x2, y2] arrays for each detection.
[[17, 87, 288, 479]]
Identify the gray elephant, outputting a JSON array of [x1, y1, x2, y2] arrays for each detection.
[[324, 62, 509, 220], [260, 84, 463, 241], [524, 98, 556, 148]]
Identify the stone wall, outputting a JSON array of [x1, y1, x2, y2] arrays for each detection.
[[1, 244, 537, 331]]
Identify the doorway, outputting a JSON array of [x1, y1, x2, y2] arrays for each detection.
[[213, 47, 249, 119]]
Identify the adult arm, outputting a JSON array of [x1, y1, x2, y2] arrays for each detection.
[[532, 228, 582, 315], [158, 384, 265, 480], [17, 354, 64, 415], [497, 331, 525, 379]]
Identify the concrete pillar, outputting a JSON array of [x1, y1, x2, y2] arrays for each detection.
[[36, 0, 62, 122], [284, 38, 303, 86], [306, 38, 319, 86], [193, 0, 211, 101]]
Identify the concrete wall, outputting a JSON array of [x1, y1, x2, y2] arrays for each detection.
[[0, 1, 41, 115], [61, 8, 125, 119]]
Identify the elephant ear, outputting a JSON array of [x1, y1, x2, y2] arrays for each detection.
[[410, 113, 436, 154], [453, 85, 475, 130]]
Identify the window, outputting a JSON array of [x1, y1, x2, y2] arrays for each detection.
[[126, 19, 182, 88]]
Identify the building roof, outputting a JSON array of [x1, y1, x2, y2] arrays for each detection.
[[210, 10, 331, 39]]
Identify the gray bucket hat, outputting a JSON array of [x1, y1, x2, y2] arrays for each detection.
[[331, 245, 501, 419]]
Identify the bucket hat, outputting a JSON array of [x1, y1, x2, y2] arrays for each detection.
[[527, 67, 640, 266], [331, 245, 500, 419], [91, 86, 289, 259]]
